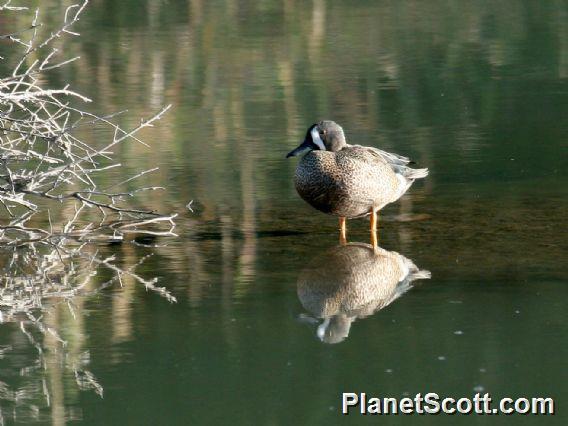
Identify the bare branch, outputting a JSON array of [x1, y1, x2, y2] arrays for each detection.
[[1, 3, 174, 245]]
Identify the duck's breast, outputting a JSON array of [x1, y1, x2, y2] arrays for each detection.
[[294, 151, 342, 214]]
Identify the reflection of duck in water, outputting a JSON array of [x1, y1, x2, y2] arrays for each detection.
[[297, 243, 430, 344]]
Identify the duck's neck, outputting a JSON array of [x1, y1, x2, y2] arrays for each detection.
[[327, 139, 347, 152]]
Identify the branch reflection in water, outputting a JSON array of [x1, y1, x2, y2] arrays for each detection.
[[297, 243, 430, 344], [0, 240, 174, 424]]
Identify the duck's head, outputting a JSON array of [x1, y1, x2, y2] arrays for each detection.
[[286, 120, 346, 158]]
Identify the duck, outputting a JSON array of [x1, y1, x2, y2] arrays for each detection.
[[297, 243, 431, 343], [286, 121, 428, 248]]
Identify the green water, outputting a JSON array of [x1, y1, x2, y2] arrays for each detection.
[[1, 0, 567, 424]]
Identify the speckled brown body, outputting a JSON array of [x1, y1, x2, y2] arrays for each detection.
[[294, 146, 403, 218]]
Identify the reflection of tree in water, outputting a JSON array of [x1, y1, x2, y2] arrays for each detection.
[[19, 0, 562, 245], [297, 243, 430, 344], [0, 241, 174, 424]]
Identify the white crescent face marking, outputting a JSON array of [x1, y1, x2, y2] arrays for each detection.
[[310, 127, 326, 151]]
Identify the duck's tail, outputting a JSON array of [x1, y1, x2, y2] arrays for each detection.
[[410, 269, 432, 280], [405, 167, 429, 180], [403, 256, 432, 281]]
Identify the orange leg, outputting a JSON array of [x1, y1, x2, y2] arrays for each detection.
[[370, 209, 378, 250], [339, 217, 347, 245]]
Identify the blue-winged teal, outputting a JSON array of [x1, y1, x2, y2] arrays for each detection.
[[286, 121, 428, 248], [297, 243, 431, 343]]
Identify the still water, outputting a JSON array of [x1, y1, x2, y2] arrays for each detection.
[[1, 0, 567, 424]]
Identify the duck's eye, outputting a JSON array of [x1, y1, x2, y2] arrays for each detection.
[[319, 130, 325, 136]]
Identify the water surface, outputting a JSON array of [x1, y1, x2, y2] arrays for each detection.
[[0, 1, 567, 424]]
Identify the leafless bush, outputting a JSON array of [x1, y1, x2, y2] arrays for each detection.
[[0, 0, 176, 245], [0, 2, 178, 418]]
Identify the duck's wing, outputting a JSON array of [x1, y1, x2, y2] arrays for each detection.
[[349, 144, 410, 166], [348, 145, 428, 180]]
